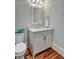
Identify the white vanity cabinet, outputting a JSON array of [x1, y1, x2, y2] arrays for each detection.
[[28, 27, 53, 57]]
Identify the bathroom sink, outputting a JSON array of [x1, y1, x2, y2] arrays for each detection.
[[28, 26, 53, 32]]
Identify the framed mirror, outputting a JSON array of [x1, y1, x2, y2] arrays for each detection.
[[31, 0, 45, 26]]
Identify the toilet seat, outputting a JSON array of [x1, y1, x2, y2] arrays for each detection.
[[15, 42, 26, 56]]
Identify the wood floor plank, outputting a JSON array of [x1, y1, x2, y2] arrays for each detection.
[[24, 48, 64, 59], [45, 52, 57, 59], [42, 48, 55, 57]]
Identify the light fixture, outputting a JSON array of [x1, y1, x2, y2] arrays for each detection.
[[29, 0, 43, 8]]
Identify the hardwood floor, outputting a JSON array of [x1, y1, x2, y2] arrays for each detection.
[[24, 48, 64, 59]]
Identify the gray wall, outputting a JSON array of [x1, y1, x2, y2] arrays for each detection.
[[44, 0, 64, 49], [15, 0, 32, 44], [15, 0, 32, 27], [48, 0, 64, 49]]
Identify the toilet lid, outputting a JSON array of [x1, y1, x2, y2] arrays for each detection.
[[15, 42, 26, 53]]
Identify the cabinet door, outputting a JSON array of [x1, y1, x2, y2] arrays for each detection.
[[45, 34, 52, 48], [33, 32, 45, 54], [44, 30, 53, 48]]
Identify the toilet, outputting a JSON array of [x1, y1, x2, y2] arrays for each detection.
[[15, 32, 27, 59]]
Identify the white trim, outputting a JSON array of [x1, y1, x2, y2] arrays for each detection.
[[51, 43, 64, 57]]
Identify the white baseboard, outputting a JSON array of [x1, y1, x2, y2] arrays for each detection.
[[52, 43, 64, 57]]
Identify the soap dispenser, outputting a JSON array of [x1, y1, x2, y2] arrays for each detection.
[[44, 16, 50, 27]]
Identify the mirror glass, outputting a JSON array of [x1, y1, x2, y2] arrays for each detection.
[[31, 0, 45, 26]]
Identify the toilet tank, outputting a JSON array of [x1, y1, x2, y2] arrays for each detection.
[[15, 33, 24, 44]]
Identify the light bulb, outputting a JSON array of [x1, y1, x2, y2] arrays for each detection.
[[39, 1, 42, 5], [31, 0, 35, 3], [35, 0, 39, 4]]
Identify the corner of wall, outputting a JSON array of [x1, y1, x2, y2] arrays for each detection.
[[52, 43, 64, 57]]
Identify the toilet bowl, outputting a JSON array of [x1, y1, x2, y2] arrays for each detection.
[[15, 42, 26, 59]]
